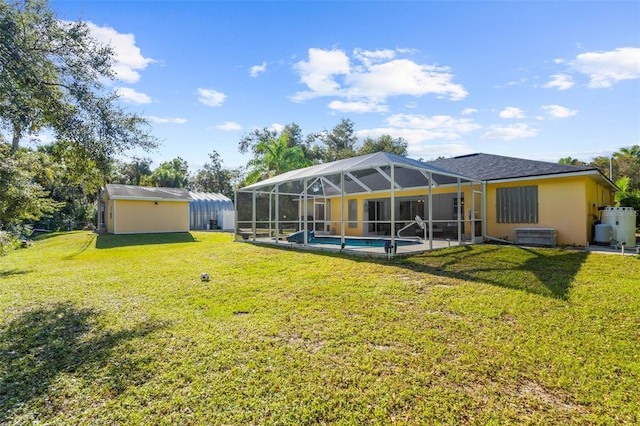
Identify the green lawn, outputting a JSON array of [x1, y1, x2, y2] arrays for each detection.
[[1, 231, 638, 425]]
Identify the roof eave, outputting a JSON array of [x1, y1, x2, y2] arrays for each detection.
[[485, 169, 619, 191]]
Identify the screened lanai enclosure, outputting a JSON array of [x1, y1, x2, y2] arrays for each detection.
[[235, 152, 484, 253]]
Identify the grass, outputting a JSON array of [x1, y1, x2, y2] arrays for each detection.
[[1, 231, 638, 425]]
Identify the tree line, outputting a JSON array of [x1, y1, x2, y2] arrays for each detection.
[[559, 145, 640, 211], [1, 0, 637, 241]]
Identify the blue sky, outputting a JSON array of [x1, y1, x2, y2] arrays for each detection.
[[50, 0, 640, 172]]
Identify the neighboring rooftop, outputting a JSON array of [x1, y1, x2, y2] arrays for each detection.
[[105, 184, 192, 201], [427, 153, 599, 182]]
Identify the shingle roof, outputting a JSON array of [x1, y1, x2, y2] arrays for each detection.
[[427, 153, 597, 181], [105, 184, 192, 201]]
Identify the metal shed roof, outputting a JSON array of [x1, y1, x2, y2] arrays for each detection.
[[105, 184, 192, 201]]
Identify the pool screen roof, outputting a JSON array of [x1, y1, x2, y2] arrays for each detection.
[[238, 152, 478, 196]]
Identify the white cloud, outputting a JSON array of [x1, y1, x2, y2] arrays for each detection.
[[216, 121, 242, 131], [292, 47, 467, 104], [116, 87, 152, 104], [328, 100, 388, 113], [353, 48, 396, 66], [543, 74, 574, 90], [292, 48, 351, 101], [358, 127, 472, 158], [347, 59, 468, 100], [358, 114, 481, 146], [408, 143, 473, 159], [86, 22, 154, 83], [198, 88, 226, 106], [495, 78, 528, 89], [541, 104, 577, 118], [147, 116, 187, 124], [269, 123, 285, 133], [571, 47, 640, 88], [499, 107, 525, 119], [461, 108, 477, 115], [482, 123, 538, 140], [249, 61, 267, 77]]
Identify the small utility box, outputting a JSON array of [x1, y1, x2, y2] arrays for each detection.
[[515, 228, 557, 247]]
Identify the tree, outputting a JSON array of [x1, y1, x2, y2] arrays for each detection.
[[319, 118, 358, 162], [190, 151, 239, 199], [239, 122, 321, 163], [357, 134, 408, 156], [612, 145, 640, 191], [111, 157, 153, 186], [36, 140, 104, 228], [558, 157, 585, 166], [0, 0, 158, 158], [0, 142, 61, 227], [244, 134, 311, 184], [144, 157, 189, 188]]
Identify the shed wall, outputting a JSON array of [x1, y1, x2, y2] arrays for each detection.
[[111, 199, 190, 234]]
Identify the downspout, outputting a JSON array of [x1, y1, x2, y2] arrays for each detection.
[[481, 181, 513, 244]]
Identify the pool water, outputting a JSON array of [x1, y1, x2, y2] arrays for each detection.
[[287, 231, 421, 248]]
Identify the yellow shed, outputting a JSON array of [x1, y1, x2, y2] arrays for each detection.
[[101, 184, 192, 235]]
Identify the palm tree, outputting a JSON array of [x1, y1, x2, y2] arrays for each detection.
[[613, 145, 640, 159], [558, 156, 584, 165], [611, 145, 640, 192], [244, 134, 312, 184]]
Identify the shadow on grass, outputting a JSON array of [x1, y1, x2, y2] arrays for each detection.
[[96, 232, 197, 249], [0, 303, 164, 422], [65, 233, 97, 259], [0, 268, 33, 278], [395, 245, 588, 300], [256, 242, 587, 300]]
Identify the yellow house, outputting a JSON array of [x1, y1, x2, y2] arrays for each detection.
[[429, 154, 617, 246], [101, 184, 192, 234], [236, 152, 617, 248]]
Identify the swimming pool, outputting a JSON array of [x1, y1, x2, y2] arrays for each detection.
[[286, 231, 422, 248]]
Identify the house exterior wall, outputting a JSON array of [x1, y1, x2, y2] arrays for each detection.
[[107, 199, 190, 234], [485, 175, 615, 246], [309, 175, 614, 246], [324, 186, 475, 237]]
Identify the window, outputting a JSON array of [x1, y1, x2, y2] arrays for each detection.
[[348, 199, 357, 228], [496, 186, 538, 223]]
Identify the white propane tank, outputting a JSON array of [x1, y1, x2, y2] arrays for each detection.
[[602, 207, 637, 248], [594, 223, 612, 246]]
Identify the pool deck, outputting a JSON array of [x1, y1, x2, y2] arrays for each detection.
[[243, 236, 471, 258], [236, 236, 640, 258]]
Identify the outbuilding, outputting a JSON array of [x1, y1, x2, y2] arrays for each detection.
[[189, 192, 235, 231], [100, 184, 192, 234]]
